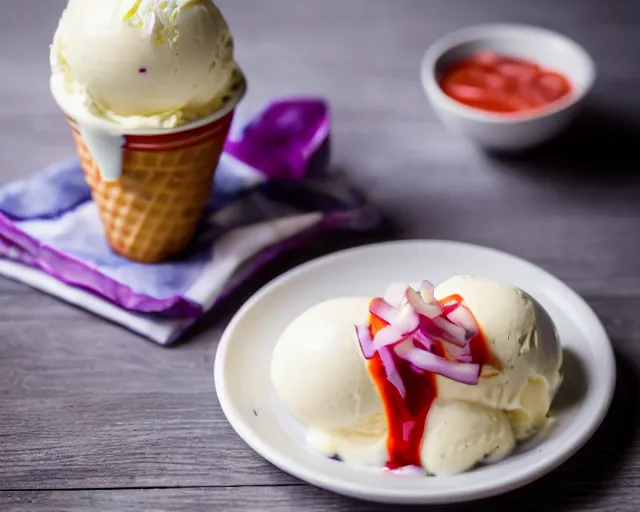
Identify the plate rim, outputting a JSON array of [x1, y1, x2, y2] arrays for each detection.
[[214, 239, 617, 504]]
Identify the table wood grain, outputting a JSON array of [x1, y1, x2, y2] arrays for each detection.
[[1, 0, 639, 510]]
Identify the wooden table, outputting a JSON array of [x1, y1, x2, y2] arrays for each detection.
[[2, 0, 639, 510]]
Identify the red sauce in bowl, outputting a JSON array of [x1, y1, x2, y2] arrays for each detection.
[[439, 51, 572, 115]]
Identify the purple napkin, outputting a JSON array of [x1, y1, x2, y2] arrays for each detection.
[[0, 98, 379, 344]]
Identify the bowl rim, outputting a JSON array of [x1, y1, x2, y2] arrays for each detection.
[[420, 23, 597, 124]]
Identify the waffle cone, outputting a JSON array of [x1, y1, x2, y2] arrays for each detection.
[[67, 111, 234, 263]]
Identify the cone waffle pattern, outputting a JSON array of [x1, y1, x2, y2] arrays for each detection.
[[71, 122, 229, 263]]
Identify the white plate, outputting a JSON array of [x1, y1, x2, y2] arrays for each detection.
[[214, 240, 616, 505]]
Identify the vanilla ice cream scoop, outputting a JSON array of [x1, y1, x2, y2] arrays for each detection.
[[271, 297, 385, 434], [434, 275, 563, 439], [51, 0, 242, 128], [420, 399, 516, 475]]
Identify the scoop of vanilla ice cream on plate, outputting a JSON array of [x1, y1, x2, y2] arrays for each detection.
[[434, 275, 563, 439], [270, 297, 387, 464], [51, 0, 242, 128], [420, 399, 516, 475]]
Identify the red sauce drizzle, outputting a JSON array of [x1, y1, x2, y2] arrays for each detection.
[[439, 51, 572, 115], [367, 295, 494, 470], [368, 314, 436, 469]]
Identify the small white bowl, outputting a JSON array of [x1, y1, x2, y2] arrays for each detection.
[[420, 24, 596, 152]]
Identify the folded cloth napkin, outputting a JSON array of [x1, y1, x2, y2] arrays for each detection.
[[0, 98, 378, 344]]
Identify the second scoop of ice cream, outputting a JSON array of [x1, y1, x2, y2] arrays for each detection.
[[271, 297, 388, 465], [434, 275, 563, 441], [271, 297, 385, 433], [50, 0, 242, 128]]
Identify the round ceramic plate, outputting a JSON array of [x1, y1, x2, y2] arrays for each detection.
[[214, 240, 616, 505]]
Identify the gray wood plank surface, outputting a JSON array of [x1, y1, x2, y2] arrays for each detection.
[[1, 0, 640, 510]]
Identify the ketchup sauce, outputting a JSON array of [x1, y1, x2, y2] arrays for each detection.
[[439, 51, 572, 114], [367, 296, 493, 470]]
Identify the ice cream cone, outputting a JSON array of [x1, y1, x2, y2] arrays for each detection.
[[49, 0, 247, 263], [65, 110, 235, 263]]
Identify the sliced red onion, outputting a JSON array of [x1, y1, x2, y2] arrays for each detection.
[[369, 297, 399, 324], [394, 341, 480, 385], [410, 364, 426, 374], [420, 280, 435, 297], [397, 302, 420, 328], [405, 287, 441, 319], [420, 280, 442, 312], [431, 316, 468, 347], [413, 329, 436, 352], [372, 323, 418, 350], [419, 316, 466, 348], [447, 305, 479, 340], [355, 324, 375, 360], [444, 340, 473, 363], [378, 346, 406, 398], [372, 303, 420, 350], [383, 282, 410, 308]]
